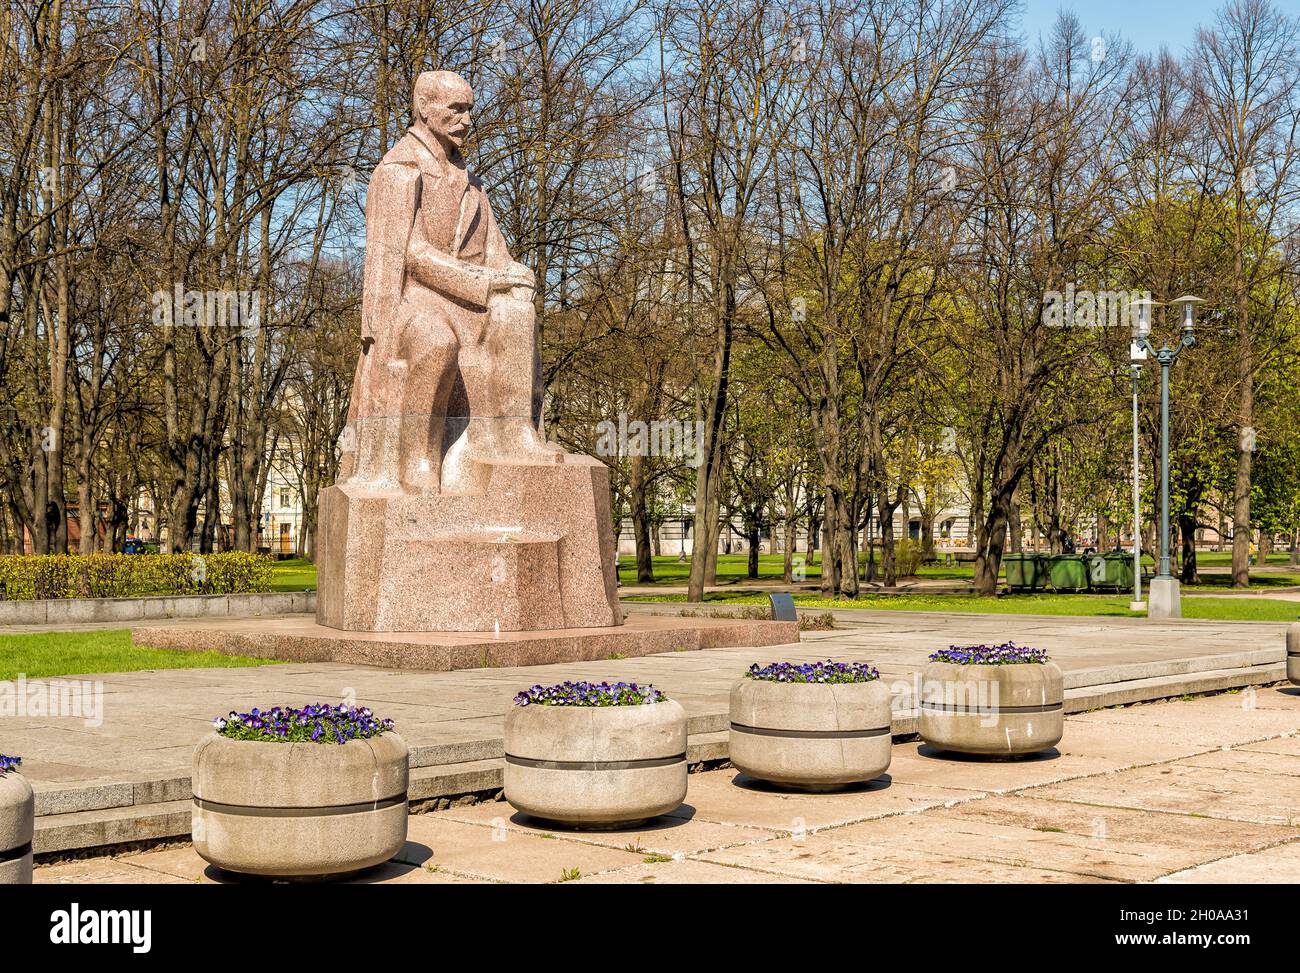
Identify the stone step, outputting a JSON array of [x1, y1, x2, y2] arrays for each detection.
[[36, 799, 193, 856], [1062, 663, 1285, 712]]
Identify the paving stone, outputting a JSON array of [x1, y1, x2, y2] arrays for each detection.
[[883, 741, 1119, 793], [661, 768, 975, 831], [820, 795, 1291, 882], [1022, 757, 1300, 827], [341, 861, 484, 884], [439, 797, 778, 855], [35, 858, 191, 884], [120, 845, 209, 881], [404, 815, 645, 883], [1066, 696, 1300, 745], [1179, 748, 1300, 777], [698, 834, 1118, 884], [571, 858, 817, 884], [1157, 840, 1300, 883], [1238, 735, 1300, 757], [1052, 719, 1237, 767]]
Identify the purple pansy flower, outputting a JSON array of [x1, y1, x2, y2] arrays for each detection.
[[928, 642, 1050, 665], [212, 704, 395, 743], [744, 660, 880, 684], [513, 680, 668, 707]]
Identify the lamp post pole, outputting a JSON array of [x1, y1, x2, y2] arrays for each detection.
[[1128, 297, 1157, 612], [1130, 362, 1143, 610], [1133, 295, 1201, 620]]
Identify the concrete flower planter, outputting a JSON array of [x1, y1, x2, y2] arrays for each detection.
[[920, 661, 1064, 756], [0, 769, 34, 884], [504, 701, 688, 827], [192, 732, 409, 877], [729, 679, 892, 789], [1288, 623, 1299, 686]]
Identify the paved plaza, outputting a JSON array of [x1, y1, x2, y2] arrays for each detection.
[[33, 687, 1300, 884], [4, 608, 1290, 858]]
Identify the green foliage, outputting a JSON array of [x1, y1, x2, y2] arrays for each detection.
[[893, 538, 924, 577], [0, 553, 274, 600]]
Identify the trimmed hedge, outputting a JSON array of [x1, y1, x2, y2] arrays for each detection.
[[0, 553, 274, 601]]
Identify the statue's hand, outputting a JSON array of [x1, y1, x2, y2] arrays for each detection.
[[490, 262, 535, 295]]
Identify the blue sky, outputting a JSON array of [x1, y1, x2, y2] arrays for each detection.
[[1017, 0, 1228, 57]]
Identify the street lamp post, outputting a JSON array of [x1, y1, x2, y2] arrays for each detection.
[[1127, 298, 1158, 612], [1133, 295, 1201, 620], [1129, 361, 1144, 611]]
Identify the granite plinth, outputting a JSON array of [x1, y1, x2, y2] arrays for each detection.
[[316, 458, 621, 632], [132, 614, 801, 672]]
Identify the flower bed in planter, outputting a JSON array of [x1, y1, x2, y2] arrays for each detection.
[[1288, 623, 1299, 686], [0, 755, 33, 885], [192, 705, 408, 878], [919, 643, 1063, 756], [504, 681, 687, 828], [729, 661, 892, 790]]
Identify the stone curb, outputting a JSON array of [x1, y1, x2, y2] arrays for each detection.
[[0, 591, 316, 626]]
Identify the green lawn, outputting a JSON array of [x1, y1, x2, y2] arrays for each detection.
[[269, 557, 318, 591], [614, 551, 1297, 588], [618, 552, 979, 584], [270, 551, 1299, 594], [0, 629, 282, 680], [1188, 572, 1300, 589], [626, 590, 1300, 622], [1193, 550, 1296, 567]]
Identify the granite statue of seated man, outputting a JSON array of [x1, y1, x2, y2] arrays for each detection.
[[339, 69, 562, 494], [317, 70, 620, 634]]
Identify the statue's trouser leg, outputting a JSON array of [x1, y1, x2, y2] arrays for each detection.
[[336, 351, 369, 482], [350, 353, 403, 488], [480, 294, 560, 459], [398, 312, 459, 491]]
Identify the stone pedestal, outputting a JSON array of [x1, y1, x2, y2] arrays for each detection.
[[1147, 576, 1181, 620], [316, 454, 621, 632]]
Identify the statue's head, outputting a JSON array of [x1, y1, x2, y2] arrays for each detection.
[[413, 71, 474, 153]]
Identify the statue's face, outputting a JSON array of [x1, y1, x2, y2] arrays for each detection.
[[420, 86, 472, 151]]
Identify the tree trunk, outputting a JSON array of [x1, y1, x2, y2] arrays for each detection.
[[1178, 511, 1199, 584], [628, 452, 654, 583], [746, 519, 759, 579], [974, 483, 1015, 596]]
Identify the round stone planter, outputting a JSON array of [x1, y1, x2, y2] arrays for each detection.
[[1288, 623, 1299, 686], [0, 770, 34, 885], [504, 700, 687, 827], [192, 732, 408, 878], [919, 661, 1064, 756], [729, 679, 892, 790]]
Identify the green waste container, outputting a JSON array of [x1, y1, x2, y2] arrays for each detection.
[[1048, 554, 1089, 591], [1089, 553, 1135, 591], [1004, 553, 1047, 591], [1087, 555, 1107, 588]]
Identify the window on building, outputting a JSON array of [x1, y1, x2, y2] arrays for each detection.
[[280, 488, 292, 508]]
